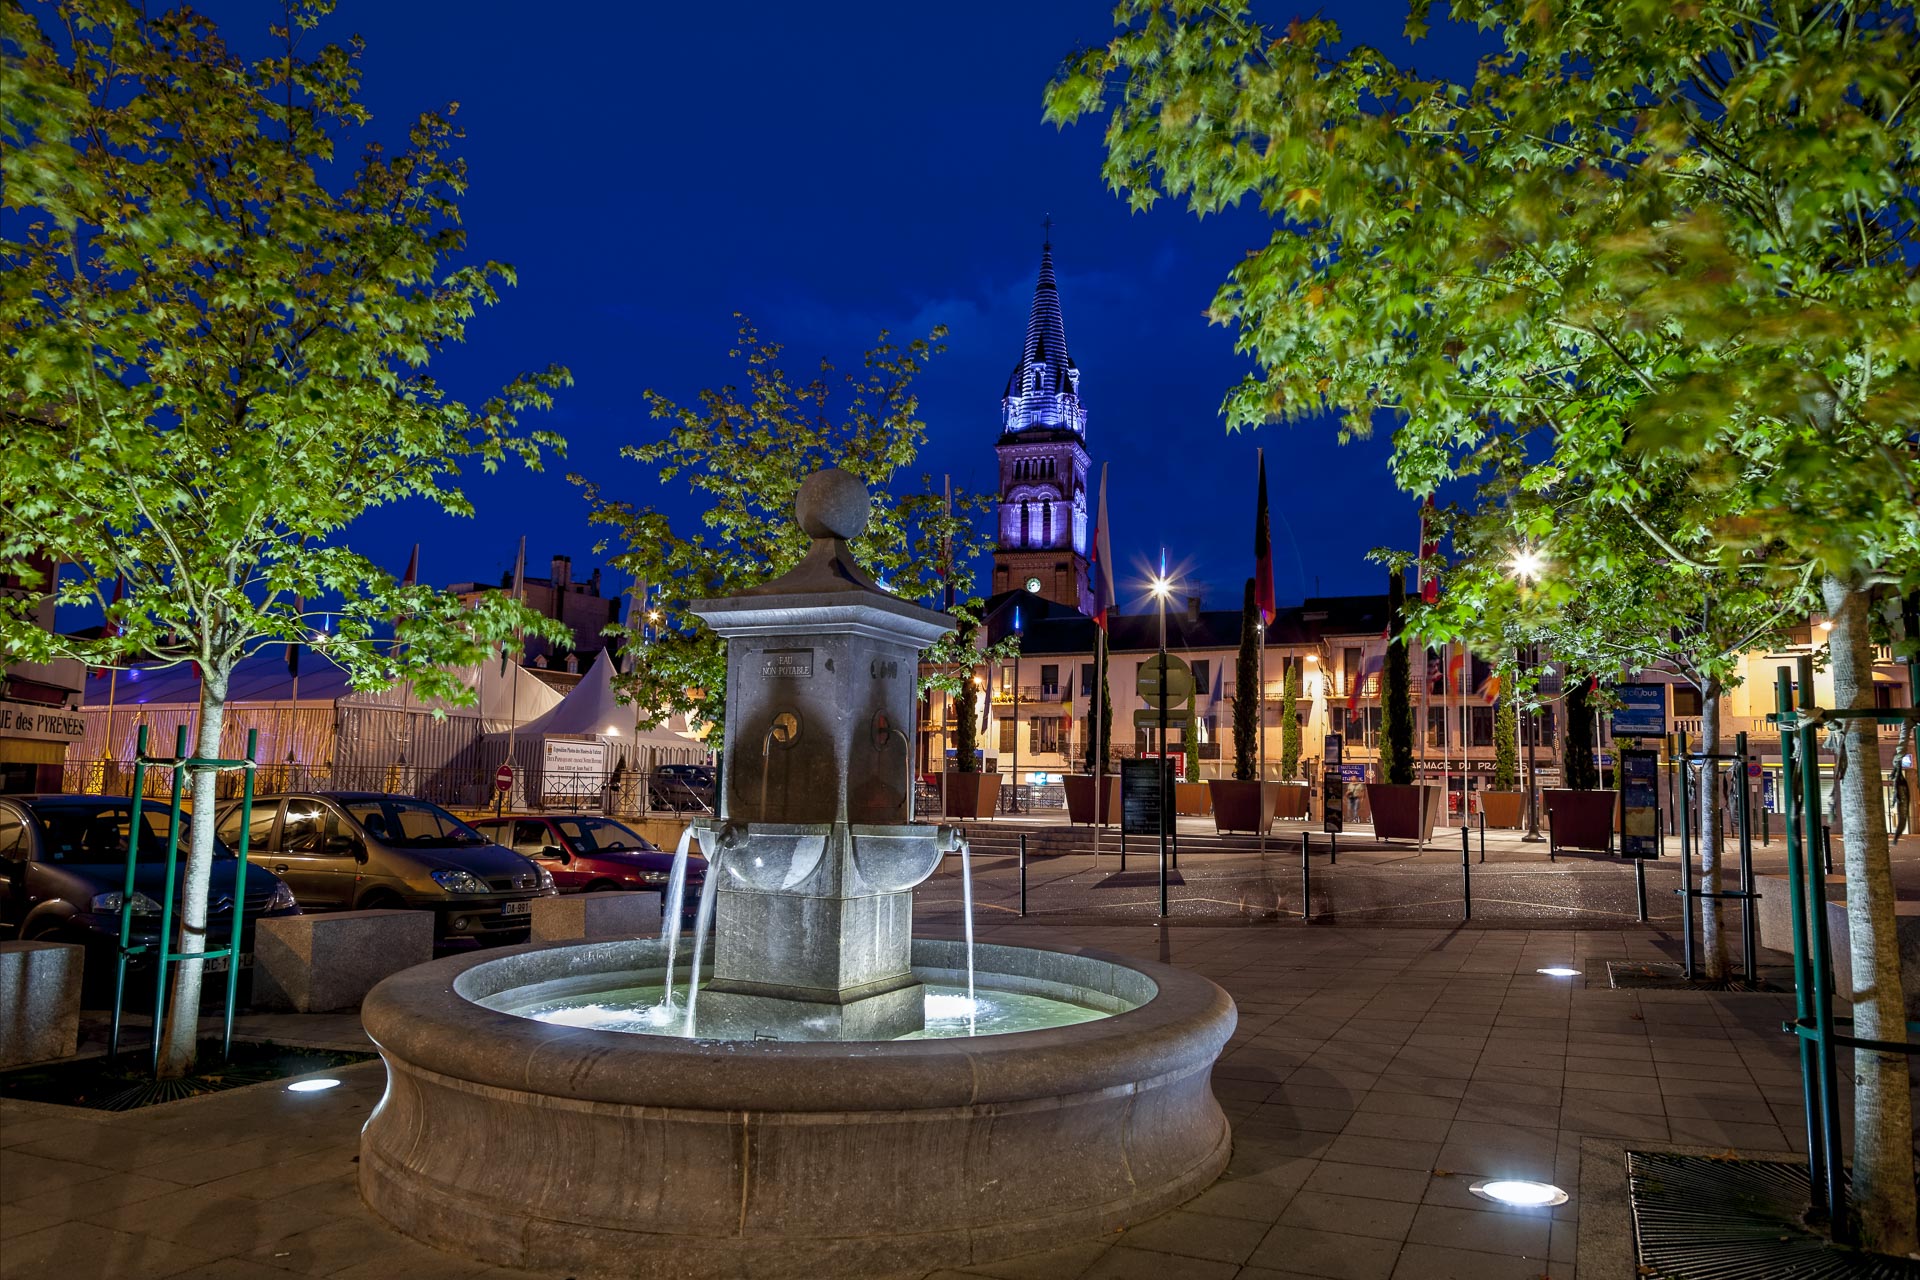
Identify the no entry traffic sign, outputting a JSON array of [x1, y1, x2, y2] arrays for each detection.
[[494, 764, 514, 793]]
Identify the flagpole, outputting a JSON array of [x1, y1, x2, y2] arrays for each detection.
[[104, 667, 118, 792], [1092, 627, 1104, 867], [503, 536, 526, 814]]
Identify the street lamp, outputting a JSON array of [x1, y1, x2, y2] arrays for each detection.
[[1508, 547, 1549, 842], [1148, 563, 1176, 916]]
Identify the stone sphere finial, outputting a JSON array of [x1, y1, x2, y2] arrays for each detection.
[[795, 469, 871, 541]]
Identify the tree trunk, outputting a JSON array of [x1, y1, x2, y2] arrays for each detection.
[[1821, 574, 1916, 1254], [156, 672, 228, 1079], [1696, 679, 1728, 981]]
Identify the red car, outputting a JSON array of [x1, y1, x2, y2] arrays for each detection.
[[471, 815, 704, 921]]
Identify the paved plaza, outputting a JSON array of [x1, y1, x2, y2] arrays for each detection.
[[4, 897, 1872, 1280]]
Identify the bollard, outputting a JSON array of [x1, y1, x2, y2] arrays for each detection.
[[1478, 809, 1486, 863], [1821, 824, 1833, 877], [1461, 823, 1472, 921], [1300, 831, 1312, 924], [1120, 824, 1127, 873], [1634, 856, 1648, 923], [1018, 833, 1028, 918], [1329, 831, 1338, 865]]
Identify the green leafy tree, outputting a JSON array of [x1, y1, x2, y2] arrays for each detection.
[[951, 628, 981, 774], [1278, 659, 1301, 780], [1380, 572, 1413, 786], [577, 320, 1013, 756], [1493, 689, 1518, 792], [1048, 2, 1917, 1243], [0, 0, 567, 1077], [1231, 579, 1259, 781]]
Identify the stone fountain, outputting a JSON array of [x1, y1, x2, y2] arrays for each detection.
[[357, 471, 1236, 1279]]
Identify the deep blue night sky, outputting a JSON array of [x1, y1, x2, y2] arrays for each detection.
[[195, 1, 1490, 616]]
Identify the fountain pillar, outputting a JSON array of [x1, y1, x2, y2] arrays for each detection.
[[688, 469, 956, 1040]]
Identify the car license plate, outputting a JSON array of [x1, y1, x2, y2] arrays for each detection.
[[501, 900, 532, 916], [204, 953, 254, 974]]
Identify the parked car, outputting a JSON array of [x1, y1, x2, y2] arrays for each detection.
[[649, 764, 716, 812], [0, 794, 301, 996], [213, 792, 554, 946], [470, 814, 705, 923]]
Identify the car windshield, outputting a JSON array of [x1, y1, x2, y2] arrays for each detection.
[[342, 797, 485, 848], [35, 805, 232, 864], [553, 817, 655, 854]]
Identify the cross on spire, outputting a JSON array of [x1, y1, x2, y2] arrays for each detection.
[[1042, 214, 1053, 248]]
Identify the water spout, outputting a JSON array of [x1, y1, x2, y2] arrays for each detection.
[[958, 835, 976, 1036], [682, 838, 725, 1037], [658, 827, 693, 1014]]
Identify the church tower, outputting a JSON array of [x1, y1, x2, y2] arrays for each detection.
[[992, 233, 1092, 613]]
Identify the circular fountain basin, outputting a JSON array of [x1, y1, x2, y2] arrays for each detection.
[[358, 936, 1236, 1280]]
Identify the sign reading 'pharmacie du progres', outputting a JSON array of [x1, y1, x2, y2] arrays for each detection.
[[1, 701, 86, 743]]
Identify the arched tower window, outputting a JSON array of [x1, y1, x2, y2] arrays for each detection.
[[1019, 500, 1030, 548]]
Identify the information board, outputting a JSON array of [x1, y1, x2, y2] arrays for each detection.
[[1618, 747, 1661, 858], [1609, 683, 1667, 740], [541, 736, 609, 802], [1121, 758, 1168, 837]]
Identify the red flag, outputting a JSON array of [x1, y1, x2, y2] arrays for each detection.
[[400, 544, 419, 588], [1446, 649, 1465, 695], [1418, 498, 1440, 604], [1090, 464, 1116, 631], [1253, 451, 1276, 625]]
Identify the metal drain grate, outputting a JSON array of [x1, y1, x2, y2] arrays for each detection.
[[1608, 961, 1784, 993], [1628, 1151, 1920, 1279]]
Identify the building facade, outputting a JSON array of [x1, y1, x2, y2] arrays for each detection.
[[992, 237, 1093, 612], [448, 553, 621, 668], [0, 554, 88, 794]]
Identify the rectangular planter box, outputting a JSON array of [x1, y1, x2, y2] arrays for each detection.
[[1174, 781, 1212, 816], [1273, 783, 1311, 821], [942, 771, 1001, 820], [1367, 782, 1443, 843], [1480, 790, 1524, 829], [1209, 779, 1277, 834], [1063, 774, 1119, 826], [1543, 788, 1617, 856]]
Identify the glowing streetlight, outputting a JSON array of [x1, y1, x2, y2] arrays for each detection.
[[1507, 547, 1547, 583], [1148, 574, 1174, 601]]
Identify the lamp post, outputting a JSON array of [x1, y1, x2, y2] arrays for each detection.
[[1508, 547, 1548, 843], [1149, 564, 1175, 917]]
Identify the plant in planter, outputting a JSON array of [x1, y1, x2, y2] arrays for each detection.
[[1065, 643, 1117, 824], [1366, 569, 1440, 841], [940, 625, 999, 819], [1279, 660, 1300, 781], [1480, 681, 1524, 828], [1210, 579, 1275, 833]]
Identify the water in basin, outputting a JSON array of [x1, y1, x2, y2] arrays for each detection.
[[483, 981, 1113, 1041]]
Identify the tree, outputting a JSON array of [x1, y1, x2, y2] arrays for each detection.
[[1048, 2, 1917, 1244], [1231, 579, 1259, 781], [1082, 643, 1112, 775], [0, 0, 567, 1077], [1380, 571, 1414, 786], [1493, 689, 1518, 792], [951, 625, 981, 773], [1563, 679, 1599, 792], [1184, 702, 1201, 782], [578, 319, 1010, 755], [1278, 659, 1301, 780]]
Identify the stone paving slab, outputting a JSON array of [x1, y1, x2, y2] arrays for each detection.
[[2, 919, 1905, 1280]]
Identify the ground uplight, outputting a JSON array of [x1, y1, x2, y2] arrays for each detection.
[[286, 1077, 342, 1093], [1537, 967, 1581, 977], [1469, 1178, 1568, 1208]]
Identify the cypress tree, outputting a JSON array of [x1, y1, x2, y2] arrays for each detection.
[[1381, 570, 1414, 785], [1232, 578, 1259, 781]]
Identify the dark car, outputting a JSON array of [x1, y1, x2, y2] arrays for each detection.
[[0, 794, 300, 995], [470, 814, 705, 922], [649, 764, 716, 812], [213, 792, 554, 946]]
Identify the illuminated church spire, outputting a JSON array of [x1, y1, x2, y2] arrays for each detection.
[[1001, 224, 1085, 436]]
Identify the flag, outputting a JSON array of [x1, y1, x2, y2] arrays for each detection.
[[1254, 450, 1276, 625], [1090, 462, 1116, 631], [400, 544, 419, 588], [500, 536, 526, 676], [1418, 498, 1440, 604], [286, 595, 303, 679], [1446, 649, 1465, 696], [1210, 661, 1224, 704], [1483, 671, 1502, 703], [1347, 651, 1385, 710], [92, 574, 124, 679]]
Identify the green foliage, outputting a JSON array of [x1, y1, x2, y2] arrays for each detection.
[[952, 625, 980, 773], [0, 0, 567, 1077], [1184, 699, 1201, 781], [1564, 679, 1600, 791], [1082, 644, 1112, 775], [1279, 660, 1301, 780], [1232, 579, 1259, 781], [578, 320, 1009, 755], [1493, 688, 1518, 791], [1381, 573, 1414, 785]]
